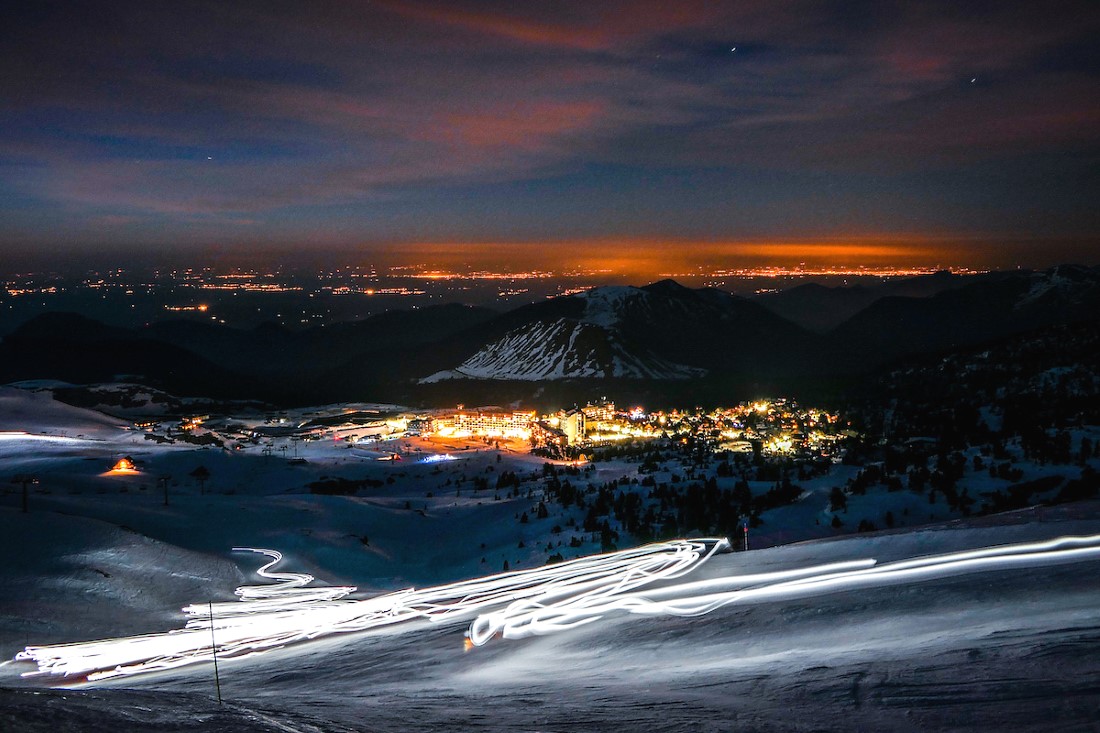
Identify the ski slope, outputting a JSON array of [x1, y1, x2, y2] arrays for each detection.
[[3, 386, 1100, 731], [5, 509, 1100, 732]]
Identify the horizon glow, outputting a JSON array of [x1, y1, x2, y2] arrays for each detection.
[[2, 3, 1097, 265]]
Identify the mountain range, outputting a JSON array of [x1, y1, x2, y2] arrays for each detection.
[[1, 265, 1097, 407]]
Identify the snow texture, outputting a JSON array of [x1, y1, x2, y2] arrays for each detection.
[[3, 387, 1100, 731], [430, 318, 703, 381]]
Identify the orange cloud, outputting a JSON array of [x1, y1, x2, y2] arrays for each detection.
[[377, 1, 607, 50], [440, 100, 607, 150], [376, 0, 728, 52]]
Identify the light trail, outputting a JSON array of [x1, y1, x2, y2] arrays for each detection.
[[0, 432, 90, 444], [468, 534, 1100, 644], [15, 534, 1100, 681], [182, 548, 356, 618], [17, 539, 728, 681]]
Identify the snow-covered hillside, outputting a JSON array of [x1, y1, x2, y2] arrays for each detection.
[[419, 282, 755, 382], [4, 506, 1100, 732], [574, 285, 644, 326], [425, 318, 703, 381], [1016, 263, 1100, 309], [0, 386, 128, 438], [3, 386, 1100, 731]]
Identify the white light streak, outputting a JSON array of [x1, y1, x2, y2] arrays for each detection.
[[420, 453, 458, 463], [15, 534, 1100, 682], [470, 534, 1100, 644], [0, 432, 88, 444], [17, 539, 727, 681], [182, 548, 356, 617]]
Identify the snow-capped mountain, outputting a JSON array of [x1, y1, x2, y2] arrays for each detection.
[[5, 266, 1095, 398], [423, 318, 704, 381], [421, 279, 814, 382]]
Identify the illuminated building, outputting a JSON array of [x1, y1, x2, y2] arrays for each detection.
[[562, 409, 586, 446], [406, 417, 435, 436], [582, 400, 615, 423], [441, 410, 536, 438]]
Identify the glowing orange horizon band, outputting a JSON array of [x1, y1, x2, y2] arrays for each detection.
[[357, 238, 1013, 273]]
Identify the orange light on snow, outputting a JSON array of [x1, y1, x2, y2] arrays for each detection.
[[109, 458, 138, 474]]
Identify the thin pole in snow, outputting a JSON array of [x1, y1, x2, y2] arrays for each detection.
[[208, 601, 223, 704]]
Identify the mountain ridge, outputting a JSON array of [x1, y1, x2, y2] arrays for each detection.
[[2, 265, 1097, 405]]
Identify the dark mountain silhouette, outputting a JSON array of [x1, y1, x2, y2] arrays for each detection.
[[0, 312, 253, 398], [753, 282, 881, 333], [142, 303, 497, 378], [2, 266, 1096, 406], [828, 264, 1100, 370], [753, 269, 1017, 332], [411, 280, 818, 383]]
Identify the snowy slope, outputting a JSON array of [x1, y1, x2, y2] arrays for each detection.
[[0, 510, 243, 646], [575, 285, 641, 327], [0, 687, 359, 733], [431, 318, 704, 381], [0, 386, 128, 439], [420, 283, 741, 382], [1016, 263, 1100, 309], [3, 384, 1099, 731], [4, 506, 1100, 732]]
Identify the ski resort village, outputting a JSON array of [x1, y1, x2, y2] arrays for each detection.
[[2, 279, 1099, 730], [2, 378, 1100, 731], [132, 396, 848, 461], [0, 390, 857, 554]]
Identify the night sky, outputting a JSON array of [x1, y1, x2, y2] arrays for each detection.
[[2, 1, 1098, 270]]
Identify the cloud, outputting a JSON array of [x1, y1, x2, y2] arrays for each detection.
[[0, 0, 1097, 246]]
